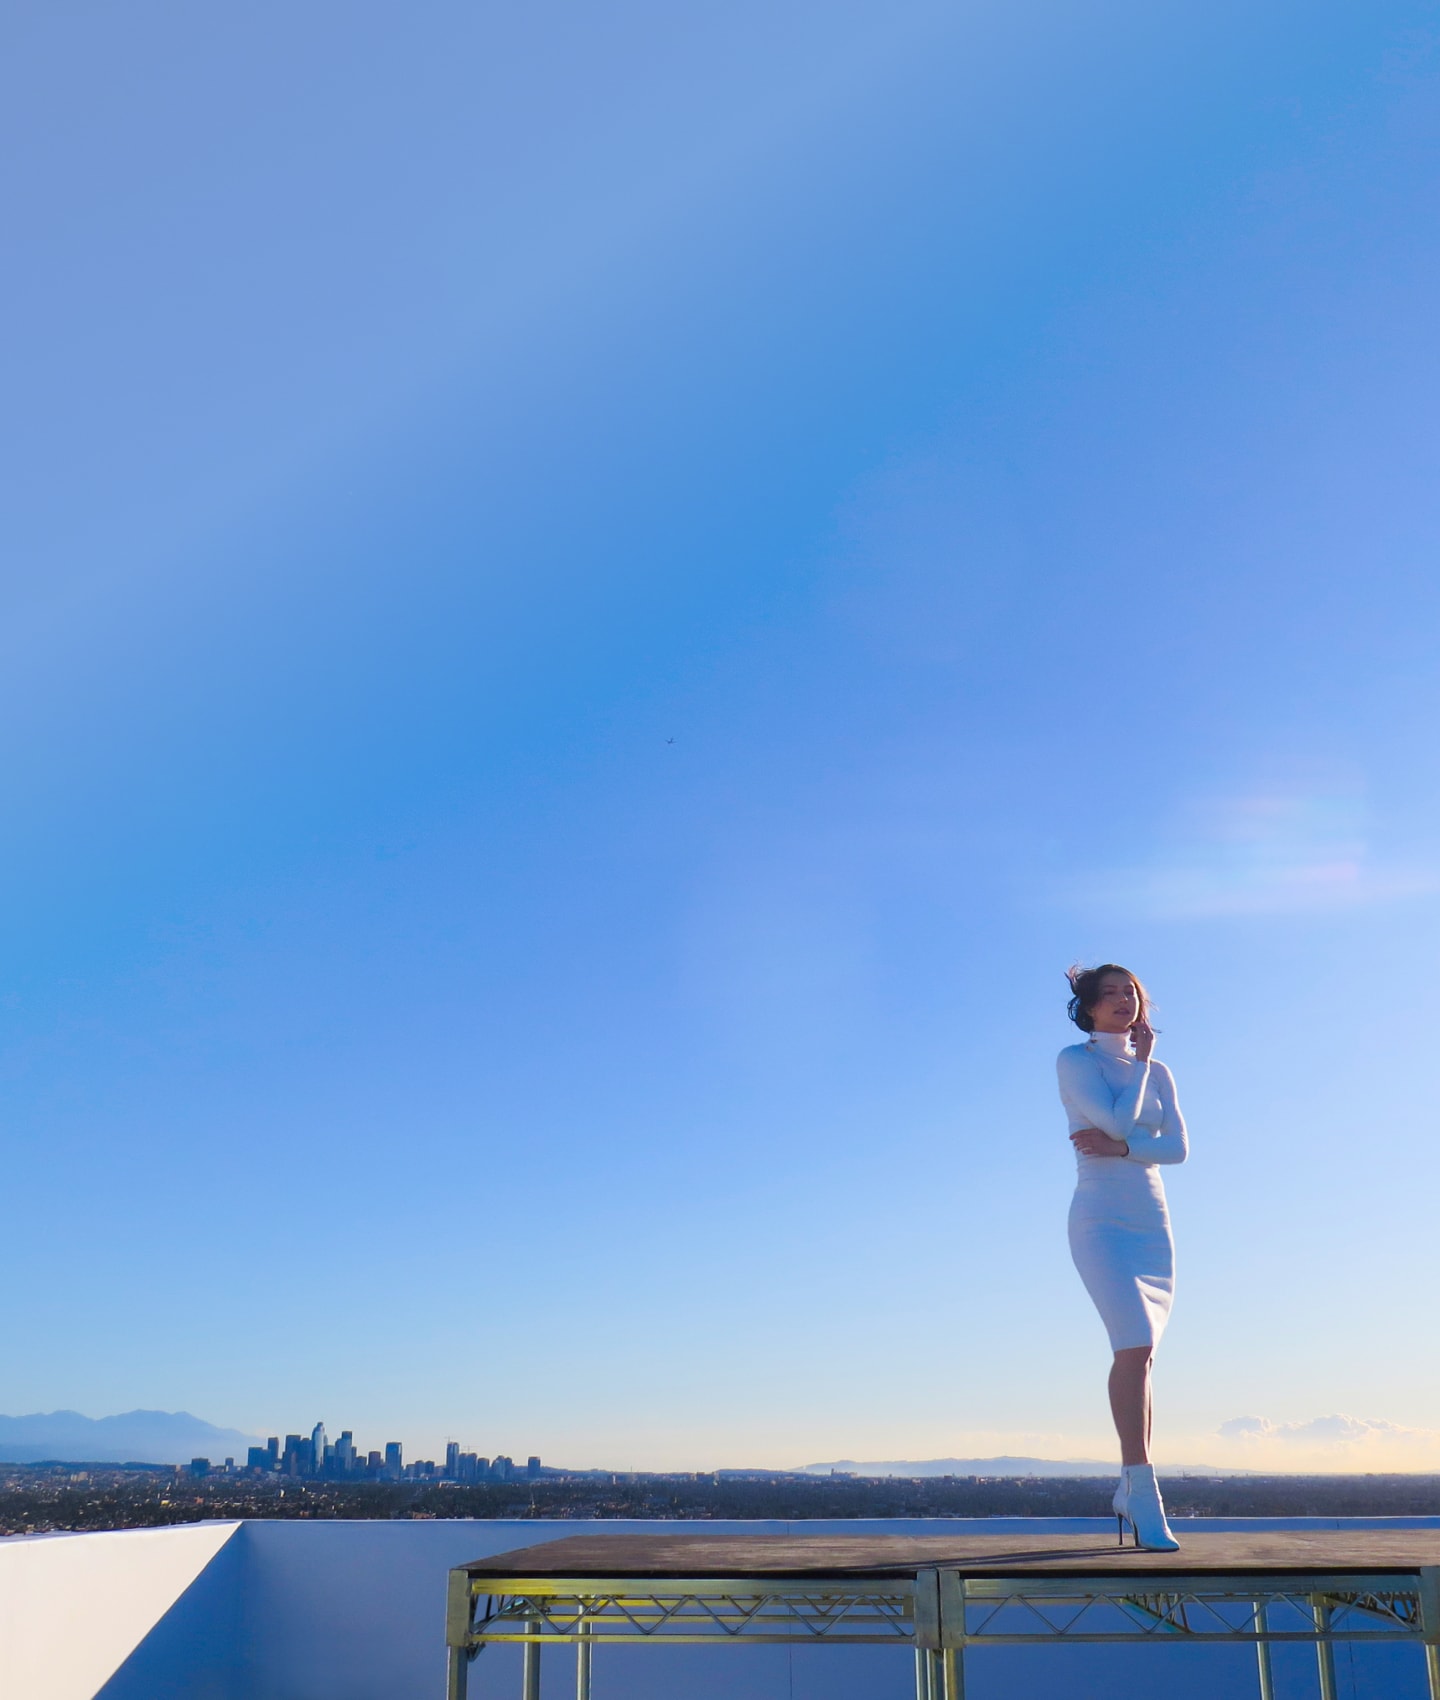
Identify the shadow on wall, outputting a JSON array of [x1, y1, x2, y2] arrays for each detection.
[[0, 1522, 240, 1700], [96, 1526, 246, 1700]]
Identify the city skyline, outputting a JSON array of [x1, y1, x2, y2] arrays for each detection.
[[5, 2, 1440, 1473], [235, 1422, 541, 1486]]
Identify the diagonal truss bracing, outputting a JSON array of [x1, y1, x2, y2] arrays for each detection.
[[953, 1574, 1424, 1645], [446, 1562, 1440, 1700], [466, 1580, 917, 1644]]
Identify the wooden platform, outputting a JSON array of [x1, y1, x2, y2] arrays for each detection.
[[448, 1528, 1440, 1699], [462, 1528, 1440, 1581]]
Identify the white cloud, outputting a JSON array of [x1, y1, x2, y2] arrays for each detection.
[[1069, 778, 1439, 920], [1221, 1414, 1414, 1443], [1216, 1413, 1440, 1469]]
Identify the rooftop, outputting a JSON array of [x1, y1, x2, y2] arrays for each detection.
[[5, 1515, 1440, 1699]]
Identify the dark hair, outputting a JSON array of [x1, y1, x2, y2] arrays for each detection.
[[1065, 963, 1151, 1033]]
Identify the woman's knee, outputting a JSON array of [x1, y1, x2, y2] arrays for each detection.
[[1113, 1345, 1153, 1370]]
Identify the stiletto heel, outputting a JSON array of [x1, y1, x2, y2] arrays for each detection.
[[1112, 1470, 1134, 1546]]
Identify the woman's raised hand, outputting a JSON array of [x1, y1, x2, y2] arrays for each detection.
[[1070, 1127, 1130, 1158], [1130, 1017, 1155, 1061]]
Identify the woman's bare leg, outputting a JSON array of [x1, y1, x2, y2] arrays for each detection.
[[1109, 1346, 1153, 1465]]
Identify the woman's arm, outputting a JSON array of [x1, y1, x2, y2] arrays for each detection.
[[1122, 1062, 1189, 1166], [1056, 1046, 1151, 1141], [1071, 1126, 1130, 1158]]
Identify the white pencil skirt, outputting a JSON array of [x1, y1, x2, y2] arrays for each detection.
[[1068, 1161, 1175, 1352]]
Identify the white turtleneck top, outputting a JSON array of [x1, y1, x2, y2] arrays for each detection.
[[1056, 1030, 1188, 1169]]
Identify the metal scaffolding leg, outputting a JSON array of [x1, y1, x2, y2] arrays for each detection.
[[575, 1606, 592, 1700], [914, 1646, 932, 1700], [522, 1627, 542, 1700], [445, 1569, 473, 1700], [941, 1645, 964, 1700], [1311, 1597, 1337, 1700], [1420, 1566, 1440, 1700], [1253, 1599, 1274, 1700]]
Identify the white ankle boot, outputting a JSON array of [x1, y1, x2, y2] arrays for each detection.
[[1113, 1464, 1179, 1551]]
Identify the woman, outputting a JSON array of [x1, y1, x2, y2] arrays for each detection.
[[1058, 964, 1188, 1550]]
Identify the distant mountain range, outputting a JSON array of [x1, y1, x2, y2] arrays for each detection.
[[0, 1409, 261, 1465], [802, 1456, 1242, 1479]]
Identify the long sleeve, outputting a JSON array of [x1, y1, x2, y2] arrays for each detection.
[[1056, 1046, 1152, 1141], [1122, 1063, 1188, 1166]]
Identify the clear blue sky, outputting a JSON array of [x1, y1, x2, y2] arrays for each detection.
[[5, 0, 1440, 1471]]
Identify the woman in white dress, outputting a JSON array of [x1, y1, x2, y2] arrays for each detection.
[[1058, 964, 1188, 1551]]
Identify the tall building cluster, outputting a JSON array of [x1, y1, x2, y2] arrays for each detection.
[[239, 1422, 542, 1484]]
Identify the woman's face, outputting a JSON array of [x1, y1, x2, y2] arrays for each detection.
[[1088, 971, 1141, 1033]]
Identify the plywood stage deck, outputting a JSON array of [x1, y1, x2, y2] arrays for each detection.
[[447, 1528, 1440, 1698], [461, 1528, 1440, 1581]]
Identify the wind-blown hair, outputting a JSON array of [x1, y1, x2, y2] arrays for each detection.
[[1066, 963, 1151, 1033]]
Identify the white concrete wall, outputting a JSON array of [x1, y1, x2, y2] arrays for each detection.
[[0, 1521, 240, 1700], [1, 1516, 1434, 1700], [224, 1517, 1440, 1700]]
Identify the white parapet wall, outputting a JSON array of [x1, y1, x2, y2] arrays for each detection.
[[1, 1516, 1437, 1700], [0, 1521, 241, 1700]]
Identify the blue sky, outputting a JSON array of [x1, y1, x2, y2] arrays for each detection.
[[5, 0, 1440, 1471]]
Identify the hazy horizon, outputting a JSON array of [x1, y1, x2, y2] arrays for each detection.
[[1, 1407, 1433, 1478]]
